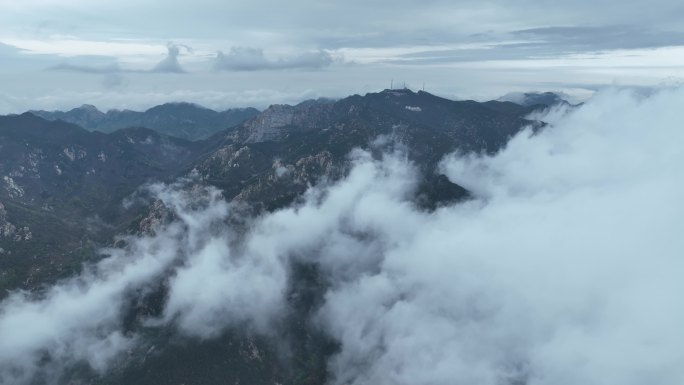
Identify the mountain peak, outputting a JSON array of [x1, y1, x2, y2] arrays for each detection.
[[78, 104, 100, 112], [498, 92, 568, 107], [379, 88, 417, 96], [145, 102, 210, 113]]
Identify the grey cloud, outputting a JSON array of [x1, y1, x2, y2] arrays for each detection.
[[213, 47, 333, 71], [513, 25, 684, 51], [0, 43, 68, 72], [47, 61, 128, 90], [0, 43, 25, 57], [102, 73, 126, 89], [384, 24, 684, 66], [151, 43, 189, 73], [49, 62, 123, 74], [386, 43, 549, 65], [46, 43, 189, 75]]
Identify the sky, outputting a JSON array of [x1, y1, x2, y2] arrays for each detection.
[[1, 0, 684, 112]]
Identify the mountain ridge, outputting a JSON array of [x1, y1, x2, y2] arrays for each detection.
[[30, 103, 260, 141]]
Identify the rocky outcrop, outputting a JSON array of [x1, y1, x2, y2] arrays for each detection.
[[239, 102, 334, 142], [0, 202, 32, 243]]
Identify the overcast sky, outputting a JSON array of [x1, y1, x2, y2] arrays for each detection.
[[1, 0, 684, 112]]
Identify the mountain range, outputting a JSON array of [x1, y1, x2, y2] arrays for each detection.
[[30, 102, 260, 141], [498, 91, 572, 106], [0, 89, 565, 385]]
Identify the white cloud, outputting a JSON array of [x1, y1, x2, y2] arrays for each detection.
[[0, 180, 245, 383], [319, 87, 684, 385]]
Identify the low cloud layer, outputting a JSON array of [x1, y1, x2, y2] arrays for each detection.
[[214, 47, 333, 71], [1, 86, 683, 384]]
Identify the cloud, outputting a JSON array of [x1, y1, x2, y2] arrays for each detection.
[[3, 1, 684, 104], [45, 43, 189, 75], [377, 24, 684, 66], [102, 73, 126, 89], [213, 47, 333, 71], [0, 180, 232, 383], [0, 42, 68, 73], [318, 88, 684, 384], [151, 43, 190, 73], [512, 25, 684, 52], [0, 42, 24, 57], [49, 62, 123, 74], [1, 86, 683, 384]]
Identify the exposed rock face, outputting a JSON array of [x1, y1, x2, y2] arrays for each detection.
[[244, 104, 296, 142], [0, 202, 14, 237], [137, 200, 174, 236], [197, 88, 542, 211], [240, 102, 333, 143], [0, 202, 32, 250], [2, 176, 24, 199]]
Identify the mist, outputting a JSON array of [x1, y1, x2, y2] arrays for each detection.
[[321, 87, 684, 384], [1, 87, 683, 384]]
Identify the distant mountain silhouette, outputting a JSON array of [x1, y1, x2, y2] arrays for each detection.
[[30, 102, 260, 141], [498, 91, 571, 107]]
